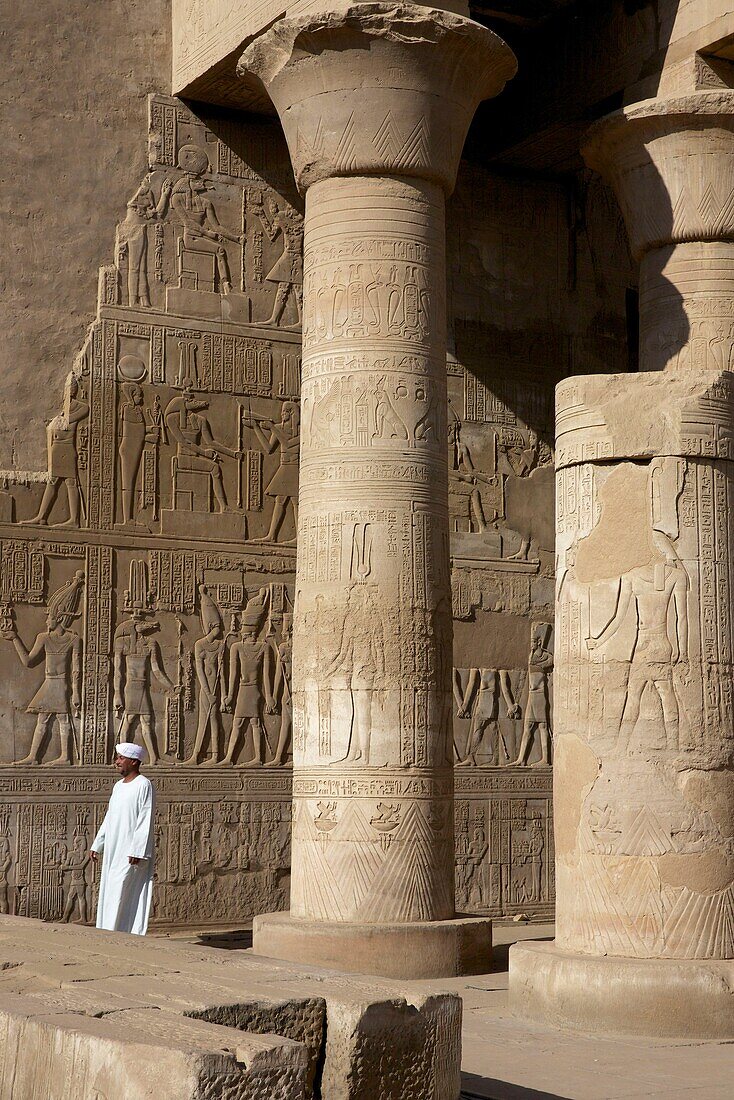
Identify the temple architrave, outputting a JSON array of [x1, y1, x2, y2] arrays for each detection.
[[0, 0, 732, 1036]]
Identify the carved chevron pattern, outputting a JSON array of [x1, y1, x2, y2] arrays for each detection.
[[671, 182, 734, 237], [326, 112, 434, 172], [664, 882, 734, 959], [333, 113, 359, 173], [291, 797, 452, 922]]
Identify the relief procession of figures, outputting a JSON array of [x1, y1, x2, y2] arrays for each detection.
[[0, 96, 554, 929]]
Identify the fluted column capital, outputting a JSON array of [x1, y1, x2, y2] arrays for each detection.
[[238, 2, 516, 195], [583, 91, 734, 262]]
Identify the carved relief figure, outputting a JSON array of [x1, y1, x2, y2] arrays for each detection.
[[525, 819, 544, 901], [512, 624, 554, 766], [170, 144, 243, 295], [265, 612, 293, 766], [186, 586, 226, 765], [466, 825, 488, 908], [587, 532, 689, 752], [372, 375, 409, 441], [165, 390, 241, 513], [2, 571, 84, 765], [251, 194, 303, 327], [0, 835, 12, 914], [247, 402, 300, 543], [113, 612, 178, 764], [456, 668, 519, 766], [117, 173, 172, 308], [61, 833, 90, 923], [118, 383, 148, 524], [21, 376, 89, 528], [503, 428, 540, 478], [448, 417, 498, 534], [223, 605, 274, 766], [327, 586, 385, 765]]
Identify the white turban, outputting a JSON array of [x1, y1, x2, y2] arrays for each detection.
[[116, 742, 145, 762]]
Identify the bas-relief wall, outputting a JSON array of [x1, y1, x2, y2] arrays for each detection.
[[0, 90, 631, 930]]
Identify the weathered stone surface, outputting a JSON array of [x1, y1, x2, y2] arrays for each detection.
[[0, 82, 558, 938], [0, 992, 309, 1100], [321, 991, 461, 1100], [0, 0, 171, 473], [0, 915, 463, 1098], [513, 311, 734, 1036]]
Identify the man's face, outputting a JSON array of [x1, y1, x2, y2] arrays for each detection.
[[115, 754, 139, 777]]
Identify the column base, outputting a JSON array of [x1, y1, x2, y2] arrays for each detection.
[[253, 912, 492, 979], [509, 940, 734, 1040]]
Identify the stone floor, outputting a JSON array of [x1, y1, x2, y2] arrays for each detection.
[[183, 920, 734, 1099], [421, 924, 733, 1100], [2, 914, 732, 1099], [178, 920, 734, 1100]]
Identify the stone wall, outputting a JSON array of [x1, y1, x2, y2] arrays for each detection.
[[0, 0, 171, 471], [0, 62, 631, 928]]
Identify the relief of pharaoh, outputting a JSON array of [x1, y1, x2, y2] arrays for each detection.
[[20, 375, 89, 528], [2, 571, 85, 765], [186, 586, 226, 766], [251, 192, 303, 327], [246, 402, 300, 544], [222, 591, 273, 766]]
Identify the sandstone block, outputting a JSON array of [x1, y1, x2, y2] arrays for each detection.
[[0, 993, 308, 1099]]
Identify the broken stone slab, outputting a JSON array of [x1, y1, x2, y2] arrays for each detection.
[[319, 990, 462, 1100], [0, 916, 464, 1099], [74, 970, 326, 1096], [0, 992, 308, 1100]]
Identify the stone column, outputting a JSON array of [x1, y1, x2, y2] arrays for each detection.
[[510, 91, 734, 1038], [239, 4, 516, 978]]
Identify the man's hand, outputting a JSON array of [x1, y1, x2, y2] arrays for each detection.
[[89, 850, 98, 863], [128, 856, 141, 866]]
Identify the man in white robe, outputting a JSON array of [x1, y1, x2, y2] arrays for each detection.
[[90, 742, 155, 935]]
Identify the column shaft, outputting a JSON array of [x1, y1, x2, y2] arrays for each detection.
[[292, 175, 453, 923], [554, 372, 734, 960], [511, 90, 734, 1039], [240, 1, 516, 978], [640, 242, 734, 371]]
